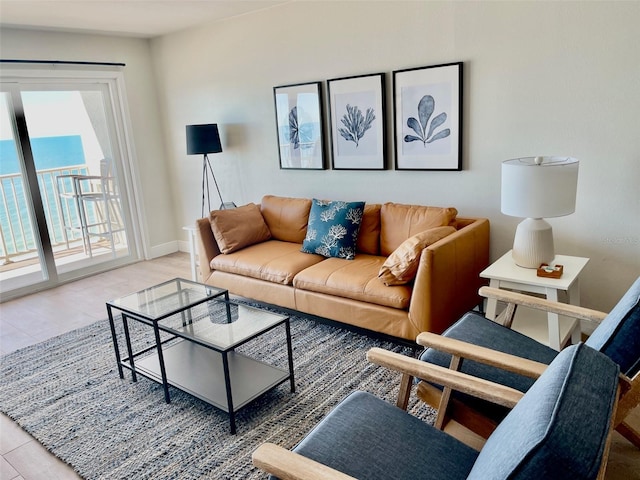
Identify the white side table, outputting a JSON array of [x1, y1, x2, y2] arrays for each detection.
[[182, 226, 198, 281], [480, 250, 589, 351]]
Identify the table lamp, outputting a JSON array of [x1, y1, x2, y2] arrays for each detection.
[[186, 123, 235, 217], [501, 156, 579, 268]]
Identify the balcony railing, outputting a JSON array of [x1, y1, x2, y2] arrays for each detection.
[[0, 165, 89, 265]]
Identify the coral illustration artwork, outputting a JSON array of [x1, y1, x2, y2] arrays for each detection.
[[404, 95, 450, 147], [338, 104, 375, 147]]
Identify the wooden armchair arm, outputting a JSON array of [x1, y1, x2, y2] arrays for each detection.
[[367, 348, 523, 408], [416, 332, 547, 379], [252, 443, 356, 480], [479, 286, 608, 324]]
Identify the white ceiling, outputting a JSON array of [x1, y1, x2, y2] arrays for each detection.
[[0, 0, 291, 38]]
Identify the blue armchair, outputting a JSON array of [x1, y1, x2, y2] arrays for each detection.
[[253, 343, 620, 480], [411, 276, 639, 448]]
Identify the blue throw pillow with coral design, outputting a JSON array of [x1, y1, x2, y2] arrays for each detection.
[[301, 199, 365, 260]]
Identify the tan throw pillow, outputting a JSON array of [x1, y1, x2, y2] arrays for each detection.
[[210, 203, 271, 254], [380, 203, 458, 256], [378, 226, 456, 286]]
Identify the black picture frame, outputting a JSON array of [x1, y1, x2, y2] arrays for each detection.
[[393, 62, 463, 171], [273, 81, 326, 170], [327, 73, 386, 170]]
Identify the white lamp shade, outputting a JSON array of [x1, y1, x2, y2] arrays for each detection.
[[501, 156, 579, 219]]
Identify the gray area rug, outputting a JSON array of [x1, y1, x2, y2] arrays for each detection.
[[0, 303, 435, 479]]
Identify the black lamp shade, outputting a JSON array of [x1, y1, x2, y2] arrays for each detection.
[[186, 124, 223, 155]]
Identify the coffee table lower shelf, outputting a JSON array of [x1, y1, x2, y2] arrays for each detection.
[[133, 340, 290, 429]]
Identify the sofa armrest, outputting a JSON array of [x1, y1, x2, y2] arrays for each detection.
[[408, 217, 490, 334], [195, 217, 221, 281]]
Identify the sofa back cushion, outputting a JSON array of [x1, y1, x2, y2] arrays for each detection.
[[379, 203, 458, 256], [357, 204, 381, 255], [260, 195, 312, 243], [210, 203, 271, 254]]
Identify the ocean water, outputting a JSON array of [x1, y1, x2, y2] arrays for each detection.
[[0, 135, 85, 175], [0, 135, 87, 255]]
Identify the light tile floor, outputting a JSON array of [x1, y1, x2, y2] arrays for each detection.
[[0, 252, 191, 480], [0, 252, 638, 479]]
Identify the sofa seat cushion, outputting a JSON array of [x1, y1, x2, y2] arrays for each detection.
[[210, 240, 324, 285], [293, 254, 411, 309]]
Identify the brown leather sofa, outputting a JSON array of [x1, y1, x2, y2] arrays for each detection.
[[196, 195, 490, 342]]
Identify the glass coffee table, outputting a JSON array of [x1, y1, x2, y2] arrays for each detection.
[[106, 278, 295, 434]]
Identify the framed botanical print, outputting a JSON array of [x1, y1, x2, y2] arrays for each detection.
[[393, 62, 463, 171], [327, 73, 386, 170], [273, 81, 326, 170]]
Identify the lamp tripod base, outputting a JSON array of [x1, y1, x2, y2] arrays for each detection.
[[512, 218, 555, 268], [201, 154, 236, 217]]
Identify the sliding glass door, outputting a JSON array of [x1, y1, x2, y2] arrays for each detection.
[[0, 91, 49, 288], [1, 74, 140, 299]]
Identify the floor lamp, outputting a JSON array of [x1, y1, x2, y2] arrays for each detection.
[[186, 124, 235, 217], [501, 156, 579, 268]]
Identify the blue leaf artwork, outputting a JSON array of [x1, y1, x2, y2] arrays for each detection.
[[404, 95, 450, 146]]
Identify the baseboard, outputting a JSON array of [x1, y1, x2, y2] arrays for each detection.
[[148, 240, 179, 259], [177, 239, 191, 253]]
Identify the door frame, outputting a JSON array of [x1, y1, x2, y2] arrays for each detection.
[[0, 63, 146, 301]]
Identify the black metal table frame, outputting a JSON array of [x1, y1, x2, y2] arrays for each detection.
[[106, 282, 295, 434]]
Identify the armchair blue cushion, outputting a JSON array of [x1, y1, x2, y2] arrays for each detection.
[[585, 277, 640, 376], [271, 344, 618, 480], [468, 343, 619, 479], [291, 390, 479, 480]]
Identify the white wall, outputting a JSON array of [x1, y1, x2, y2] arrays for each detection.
[[151, 0, 639, 312], [0, 28, 177, 258], [1, 1, 637, 314]]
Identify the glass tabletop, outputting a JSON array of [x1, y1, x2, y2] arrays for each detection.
[[107, 278, 227, 320], [157, 298, 289, 351]]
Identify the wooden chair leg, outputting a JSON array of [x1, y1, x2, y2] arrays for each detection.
[[396, 373, 413, 410], [616, 421, 640, 449], [495, 302, 518, 328], [434, 355, 461, 430], [416, 381, 501, 439]]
